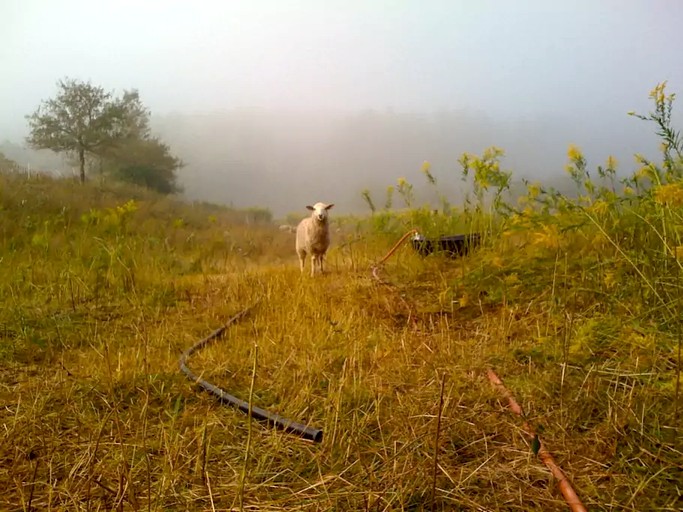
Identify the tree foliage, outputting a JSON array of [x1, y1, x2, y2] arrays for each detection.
[[26, 78, 143, 183], [0, 152, 18, 173], [26, 78, 182, 194], [104, 137, 183, 194]]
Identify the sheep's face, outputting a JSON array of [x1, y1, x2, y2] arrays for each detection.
[[306, 202, 334, 222]]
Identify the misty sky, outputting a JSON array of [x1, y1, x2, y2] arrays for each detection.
[[3, 1, 683, 214], [3, 0, 683, 131]]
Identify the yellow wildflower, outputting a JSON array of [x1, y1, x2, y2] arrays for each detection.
[[635, 166, 651, 179], [649, 82, 667, 105], [483, 146, 504, 160], [567, 144, 583, 162], [590, 199, 609, 216], [527, 182, 541, 200], [116, 199, 138, 215], [509, 214, 521, 226], [606, 155, 618, 170], [421, 161, 436, 185], [532, 224, 561, 250], [604, 272, 616, 290], [653, 183, 683, 207]]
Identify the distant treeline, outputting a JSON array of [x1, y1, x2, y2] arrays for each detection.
[[3, 105, 661, 216]]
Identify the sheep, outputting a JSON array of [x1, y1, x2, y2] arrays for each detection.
[[295, 202, 334, 276], [279, 224, 296, 233]]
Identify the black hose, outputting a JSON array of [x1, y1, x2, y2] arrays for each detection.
[[179, 306, 323, 443]]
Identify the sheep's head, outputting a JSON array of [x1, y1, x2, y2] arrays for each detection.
[[306, 202, 334, 222]]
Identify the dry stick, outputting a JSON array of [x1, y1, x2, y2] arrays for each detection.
[[85, 409, 114, 510], [431, 374, 447, 512], [239, 342, 258, 512], [206, 471, 216, 512], [199, 419, 209, 482], [27, 457, 39, 512], [487, 369, 587, 512]]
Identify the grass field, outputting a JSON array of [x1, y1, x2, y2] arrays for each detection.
[[2, 86, 683, 511]]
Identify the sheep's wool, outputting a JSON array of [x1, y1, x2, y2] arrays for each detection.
[[295, 202, 334, 276]]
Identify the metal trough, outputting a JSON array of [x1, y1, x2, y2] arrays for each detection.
[[411, 232, 482, 257]]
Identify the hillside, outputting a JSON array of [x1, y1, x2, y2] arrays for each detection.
[[1, 86, 683, 511]]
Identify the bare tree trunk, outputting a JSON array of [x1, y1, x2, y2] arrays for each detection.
[[79, 148, 85, 183]]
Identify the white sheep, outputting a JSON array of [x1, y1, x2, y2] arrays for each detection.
[[295, 202, 334, 276]]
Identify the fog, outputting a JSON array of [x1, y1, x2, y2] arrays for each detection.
[[3, 1, 683, 216]]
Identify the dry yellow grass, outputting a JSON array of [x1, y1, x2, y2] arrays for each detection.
[[1, 169, 682, 511]]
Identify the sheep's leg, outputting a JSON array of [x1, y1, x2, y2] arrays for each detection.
[[310, 254, 317, 276], [319, 254, 325, 274], [298, 250, 306, 273]]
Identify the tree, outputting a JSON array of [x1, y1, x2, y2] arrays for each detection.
[[105, 137, 184, 194], [26, 78, 148, 183], [0, 151, 18, 173]]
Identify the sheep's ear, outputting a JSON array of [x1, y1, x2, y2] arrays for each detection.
[[325, 204, 334, 210], [306, 205, 314, 211]]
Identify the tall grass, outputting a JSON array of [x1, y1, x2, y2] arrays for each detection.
[[1, 83, 682, 511]]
